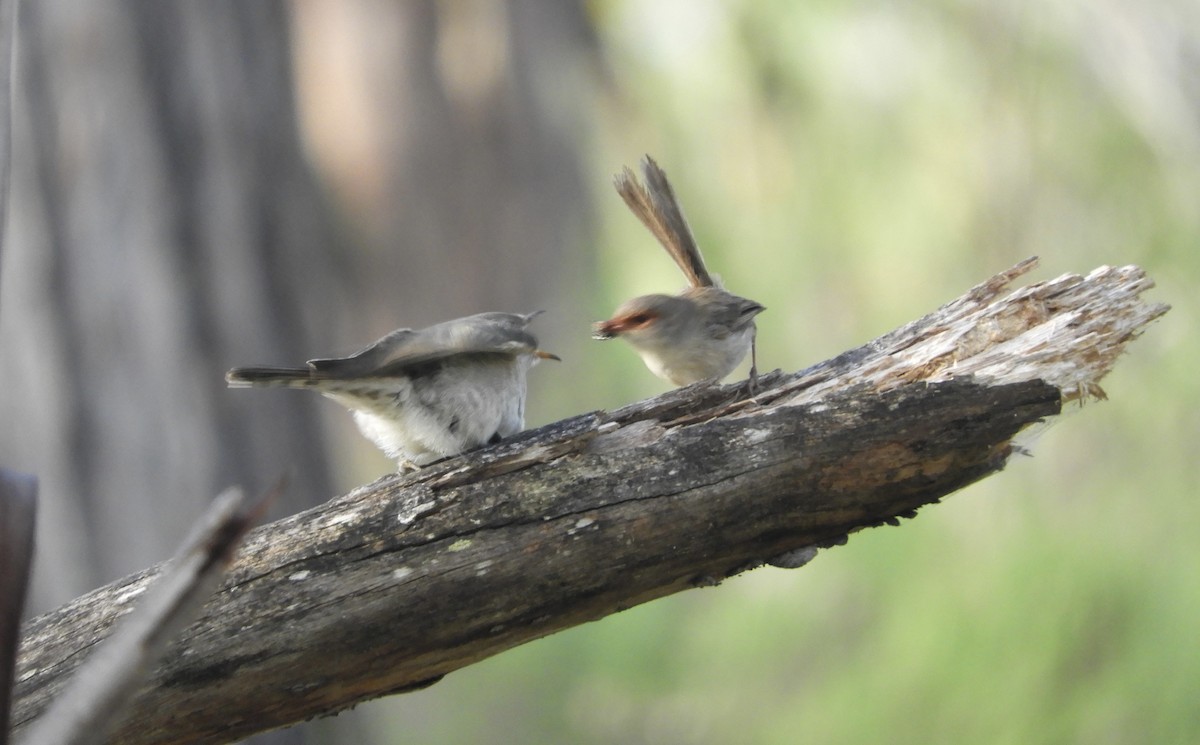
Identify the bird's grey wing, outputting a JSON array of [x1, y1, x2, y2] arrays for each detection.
[[306, 328, 420, 377], [310, 313, 541, 378], [614, 156, 715, 289]]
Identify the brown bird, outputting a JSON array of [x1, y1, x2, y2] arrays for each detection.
[[593, 156, 765, 388], [226, 312, 558, 471]]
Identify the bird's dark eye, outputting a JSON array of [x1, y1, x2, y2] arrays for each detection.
[[629, 313, 651, 325]]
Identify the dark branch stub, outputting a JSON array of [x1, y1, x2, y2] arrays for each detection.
[[0, 471, 37, 745]]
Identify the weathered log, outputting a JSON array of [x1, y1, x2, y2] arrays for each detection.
[[11, 259, 1167, 745]]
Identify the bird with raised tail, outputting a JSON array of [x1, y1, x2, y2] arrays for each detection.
[[226, 311, 558, 471], [593, 156, 766, 389]]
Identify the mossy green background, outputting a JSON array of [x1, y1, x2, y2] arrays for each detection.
[[361, 2, 1196, 742]]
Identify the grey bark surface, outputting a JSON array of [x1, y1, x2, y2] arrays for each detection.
[[11, 259, 1168, 745]]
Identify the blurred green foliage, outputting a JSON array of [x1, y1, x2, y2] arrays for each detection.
[[370, 1, 1197, 742]]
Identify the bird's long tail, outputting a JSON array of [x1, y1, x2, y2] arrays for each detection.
[[225, 367, 321, 388], [613, 155, 715, 289]]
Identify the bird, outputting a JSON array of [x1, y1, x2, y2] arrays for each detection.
[[593, 155, 766, 389], [226, 311, 558, 471]]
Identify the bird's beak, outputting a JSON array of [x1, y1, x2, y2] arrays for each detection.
[[535, 349, 562, 361], [592, 319, 620, 340]]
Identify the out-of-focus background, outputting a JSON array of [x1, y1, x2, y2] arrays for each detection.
[[1, 1, 1194, 743]]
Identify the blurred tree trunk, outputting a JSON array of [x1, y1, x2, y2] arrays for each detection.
[[0, 3, 350, 743], [0, 0, 342, 615], [290, 0, 595, 341], [0, 0, 593, 742]]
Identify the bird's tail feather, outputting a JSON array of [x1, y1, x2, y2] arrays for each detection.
[[613, 155, 715, 289], [225, 366, 318, 388]]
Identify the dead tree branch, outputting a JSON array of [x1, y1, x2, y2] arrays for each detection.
[[12, 259, 1168, 745], [19, 485, 273, 745]]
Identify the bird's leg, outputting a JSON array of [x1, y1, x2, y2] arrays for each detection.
[[740, 329, 760, 398]]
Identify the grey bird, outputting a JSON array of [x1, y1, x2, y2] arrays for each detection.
[[226, 311, 558, 471], [593, 156, 766, 388]]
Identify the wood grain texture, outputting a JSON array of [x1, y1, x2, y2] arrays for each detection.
[[11, 259, 1168, 745]]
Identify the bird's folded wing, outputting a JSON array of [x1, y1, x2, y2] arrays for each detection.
[[308, 315, 536, 378]]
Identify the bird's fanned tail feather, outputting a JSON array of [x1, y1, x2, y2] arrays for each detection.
[[613, 156, 715, 289]]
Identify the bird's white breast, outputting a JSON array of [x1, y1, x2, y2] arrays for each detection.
[[324, 355, 531, 469], [636, 325, 754, 386]]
